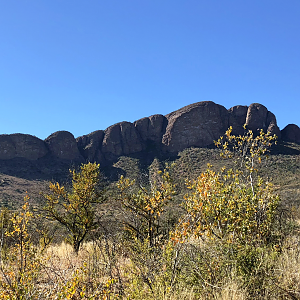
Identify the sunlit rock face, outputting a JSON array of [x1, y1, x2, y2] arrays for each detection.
[[45, 131, 82, 160], [101, 121, 143, 160], [162, 101, 230, 153], [76, 130, 105, 162], [161, 101, 282, 154], [245, 103, 281, 138], [0, 134, 48, 160], [134, 114, 167, 144], [0, 101, 295, 163]]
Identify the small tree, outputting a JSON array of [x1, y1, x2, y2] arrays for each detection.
[[171, 127, 282, 294], [0, 195, 43, 299], [214, 125, 278, 194], [43, 162, 105, 253], [116, 165, 176, 248], [116, 165, 177, 296]]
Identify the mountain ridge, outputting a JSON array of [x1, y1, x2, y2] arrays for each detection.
[[0, 101, 299, 166]]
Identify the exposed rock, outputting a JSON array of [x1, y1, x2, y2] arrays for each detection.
[[76, 130, 105, 162], [244, 103, 281, 138], [162, 101, 229, 153], [281, 124, 300, 144], [102, 122, 143, 160], [228, 105, 248, 135], [237, 103, 281, 139], [0, 134, 48, 160], [45, 131, 82, 160], [0, 101, 293, 164], [0, 135, 16, 160], [266, 111, 281, 138], [245, 103, 269, 131], [134, 114, 167, 150]]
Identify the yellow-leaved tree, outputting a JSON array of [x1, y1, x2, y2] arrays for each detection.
[[116, 165, 176, 248], [0, 195, 44, 299], [171, 126, 282, 295], [43, 162, 105, 253]]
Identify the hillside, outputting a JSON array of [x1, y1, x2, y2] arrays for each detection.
[[0, 101, 299, 208], [1, 140, 299, 209]]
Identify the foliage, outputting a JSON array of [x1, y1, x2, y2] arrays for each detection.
[[43, 162, 105, 253], [0, 130, 299, 299], [116, 165, 176, 248], [170, 127, 286, 296], [0, 195, 43, 299], [214, 125, 277, 193], [173, 166, 280, 246]]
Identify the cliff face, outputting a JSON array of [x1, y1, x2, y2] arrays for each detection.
[[0, 101, 298, 164]]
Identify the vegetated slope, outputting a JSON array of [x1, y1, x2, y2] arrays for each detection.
[[0, 141, 299, 209], [0, 157, 78, 208], [173, 142, 300, 206], [112, 141, 300, 206]]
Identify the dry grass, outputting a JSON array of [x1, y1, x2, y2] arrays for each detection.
[[1, 234, 300, 299], [272, 237, 300, 299]]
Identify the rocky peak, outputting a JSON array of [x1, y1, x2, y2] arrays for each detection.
[[162, 101, 229, 153], [281, 124, 300, 144], [45, 131, 82, 160], [245, 103, 281, 138], [0, 101, 297, 164], [76, 130, 104, 162], [101, 121, 143, 161], [0, 134, 48, 160]]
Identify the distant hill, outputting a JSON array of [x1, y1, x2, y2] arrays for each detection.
[[0, 101, 299, 207]]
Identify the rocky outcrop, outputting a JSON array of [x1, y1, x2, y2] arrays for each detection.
[[228, 105, 248, 135], [101, 122, 143, 160], [0, 101, 297, 163], [160, 102, 283, 153], [76, 130, 105, 162], [245, 103, 281, 138], [45, 131, 82, 160], [162, 101, 229, 153], [134, 114, 167, 150], [281, 124, 300, 144], [0, 134, 48, 160]]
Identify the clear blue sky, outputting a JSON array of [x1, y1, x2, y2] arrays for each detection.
[[1, 0, 299, 139]]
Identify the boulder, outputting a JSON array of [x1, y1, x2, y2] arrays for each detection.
[[162, 101, 229, 153], [102, 122, 143, 160], [76, 130, 105, 162], [0, 134, 48, 160], [45, 131, 82, 160], [281, 124, 300, 144]]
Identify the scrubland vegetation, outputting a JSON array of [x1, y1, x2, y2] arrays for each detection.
[[0, 127, 300, 299]]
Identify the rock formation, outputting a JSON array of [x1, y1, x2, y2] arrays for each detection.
[[0, 134, 48, 160], [134, 114, 167, 151], [45, 131, 82, 160], [228, 105, 248, 135], [281, 124, 300, 144], [101, 122, 143, 160], [0, 101, 297, 164], [162, 101, 229, 153], [245, 103, 281, 138], [76, 130, 104, 162]]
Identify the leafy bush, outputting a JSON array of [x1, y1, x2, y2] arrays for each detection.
[[0, 128, 299, 299]]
